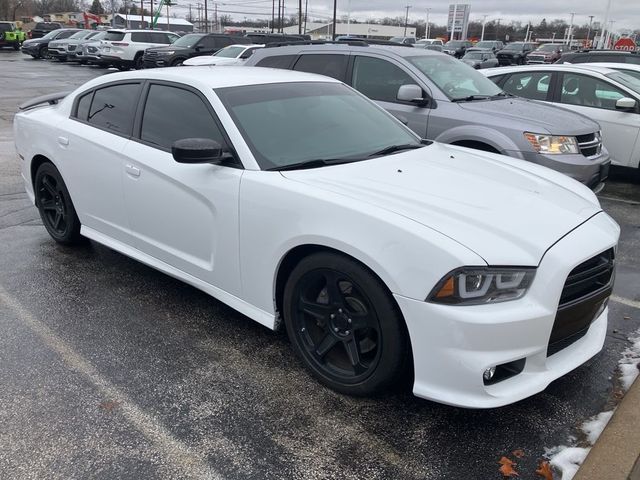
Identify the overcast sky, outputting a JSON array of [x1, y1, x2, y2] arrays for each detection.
[[191, 0, 639, 33]]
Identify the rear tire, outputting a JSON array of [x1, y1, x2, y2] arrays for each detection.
[[116, 63, 129, 71], [133, 53, 143, 69], [34, 162, 83, 245], [283, 252, 410, 396]]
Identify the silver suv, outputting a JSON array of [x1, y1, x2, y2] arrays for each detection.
[[245, 44, 611, 189]]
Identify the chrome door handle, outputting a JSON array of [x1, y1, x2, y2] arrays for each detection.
[[57, 136, 69, 146], [125, 164, 141, 177]]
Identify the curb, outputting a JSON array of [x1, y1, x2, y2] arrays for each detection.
[[574, 376, 640, 480]]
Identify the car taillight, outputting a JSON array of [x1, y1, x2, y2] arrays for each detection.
[[112, 42, 129, 46], [28, 31, 32, 38]]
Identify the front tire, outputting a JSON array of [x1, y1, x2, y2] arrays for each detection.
[[283, 252, 410, 396], [34, 162, 83, 245], [38, 46, 48, 59]]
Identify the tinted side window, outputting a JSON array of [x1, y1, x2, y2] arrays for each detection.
[[568, 54, 591, 64], [75, 92, 93, 121], [560, 73, 627, 110], [502, 72, 551, 100], [88, 83, 140, 134], [150, 32, 171, 44], [256, 55, 296, 69], [352, 56, 415, 103], [293, 54, 348, 82], [140, 84, 226, 150], [198, 35, 217, 49], [215, 37, 233, 48], [131, 32, 151, 43]]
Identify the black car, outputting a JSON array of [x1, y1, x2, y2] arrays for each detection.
[[28, 22, 63, 39], [244, 32, 311, 44], [21, 28, 81, 59], [496, 42, 537, 65], [143, 33, 251, 68], [442, 40, 473, 58], [555, 49, 640, 65]]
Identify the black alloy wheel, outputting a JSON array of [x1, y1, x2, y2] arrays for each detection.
[[38, 46, 48, 59], [134, 53, 144, 69], [34, 163, 83, 244], [284, 252, 409, 396]]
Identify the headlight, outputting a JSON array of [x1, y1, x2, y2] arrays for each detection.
[[428, 267, 536, 305], [524, 133, 579, 154], [159, 50, 174, 55]]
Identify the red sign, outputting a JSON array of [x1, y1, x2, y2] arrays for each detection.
[[614, 37, 637, 51]]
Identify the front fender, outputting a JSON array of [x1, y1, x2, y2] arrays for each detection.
[[435, 125, 524, 159]]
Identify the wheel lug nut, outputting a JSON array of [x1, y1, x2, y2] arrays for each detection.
[[345, 330, 350, 335], [338, 308, 343, 313], [330, 314, 335, 319], [333, 327, 339, 332], [348, 318, 352, 324]]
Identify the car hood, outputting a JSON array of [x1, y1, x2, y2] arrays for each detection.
[[147, 45, 190, 53], [184, 56, 242, 66], [455, 97, 599, 135], [23, 38, 47, 45], [281, 143, 601, 266]]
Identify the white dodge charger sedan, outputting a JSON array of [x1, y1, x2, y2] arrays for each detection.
[[14, 67, 619, 408]]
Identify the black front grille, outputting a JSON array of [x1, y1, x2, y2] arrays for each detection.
[[547, 248, 615, 356], [144, 51, 158, 59], [577, 132, 602, 157], [560, 248, 614, 305], [68, 44, 76, 51]]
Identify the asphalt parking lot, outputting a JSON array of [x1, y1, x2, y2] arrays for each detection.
[[0, 50, 639, 480]]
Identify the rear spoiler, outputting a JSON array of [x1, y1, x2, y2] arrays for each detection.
[[18, 91, 71, 111]]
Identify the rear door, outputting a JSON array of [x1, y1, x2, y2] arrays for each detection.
[[348, 54, 430, 137], [291, 53, 349, 82]]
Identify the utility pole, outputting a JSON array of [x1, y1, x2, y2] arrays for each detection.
[[450, 3, 457, 40], [214, 3, 218, 32], [204, 0, 208, 32], [586, 15, 594, 45], [403, 5, 411, 37], [347, 0, 351, 36], [150, 0, 153, 28], [111, 0, 115, 27], [332, 0, 337, 40], [480, 14, 488, 41], [495, 18, 501, 41], [141, 0, 144, 28], [303, 0, 308, 34], [277, 0, 281, 32], [425, 8, 431, 39], [567, 12, 575, 47], [271, 0, 275, 32], [298, 0, 302, 34], [525, 21, 530, 42]]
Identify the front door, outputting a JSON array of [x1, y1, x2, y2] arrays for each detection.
[[121, 82, 243, 295]]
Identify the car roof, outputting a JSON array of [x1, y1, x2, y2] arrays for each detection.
[[254, 42, 443, 58], [582, 62, 640, 72], [107, 29, 172, 33], [80, 66, 340, 90], [482, 64, 620, 77]]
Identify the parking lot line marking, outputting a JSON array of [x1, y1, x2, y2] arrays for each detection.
[[0, 284, 222, 480], [611, 295, 640, 310]]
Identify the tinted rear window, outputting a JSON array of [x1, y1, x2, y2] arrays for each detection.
[[87, 83, 140, 134], [131, 32, 151, 42], [104, 32, 125, 41], [293, 54, 348, 82]]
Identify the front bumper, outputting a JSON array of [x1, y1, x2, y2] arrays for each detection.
[[512, 148, 611, 189], [397, 211, 619, 408], [21, 44, 41, 55]]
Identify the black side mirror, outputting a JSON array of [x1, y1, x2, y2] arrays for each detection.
[[172, 138, 224, 164]]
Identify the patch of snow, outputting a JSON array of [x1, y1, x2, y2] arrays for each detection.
[[547, 446, 590, 480], [581, 410, 614, 445], [618, 330, 640, 391]]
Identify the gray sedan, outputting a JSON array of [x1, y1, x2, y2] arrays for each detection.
[[462, 50, 499, 69]]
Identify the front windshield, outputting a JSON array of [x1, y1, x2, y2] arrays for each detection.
[[0, 23, 11, 32], [504, 43, 524, 50], [172, 34, 204, 47], [214, 46, 245, 58], [70, 30, 90, 39], [216, 82, 421, 170], [474, 41, 495, 48], [606, 72, 640, 95], [407, 54, 503, 100], [40, 30, 60, 40], [463, 52, 483, 60]]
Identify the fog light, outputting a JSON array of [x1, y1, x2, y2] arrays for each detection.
[[483, 366, 496, 381]]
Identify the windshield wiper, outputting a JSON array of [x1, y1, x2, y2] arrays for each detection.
[[367, 143, 424, 157], [266, 157, 363, 171], [451, 95, 493, 102], [491, 91, 513, 98]]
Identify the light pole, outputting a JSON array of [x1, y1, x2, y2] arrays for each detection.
[[586, 15, 594, 46], [480, 15, 488, 41], [425, 8, 431, 39], [598, 0, 612, 49], [567, 12, 575, 47], [347, 0, 351, 35], [403, 5, 411, 37]]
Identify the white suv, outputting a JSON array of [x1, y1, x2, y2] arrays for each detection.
[[99, 29, 179, 70]]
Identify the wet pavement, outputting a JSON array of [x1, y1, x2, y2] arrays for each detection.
[[1, 50, 639, 480]]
